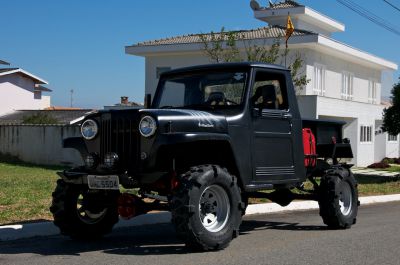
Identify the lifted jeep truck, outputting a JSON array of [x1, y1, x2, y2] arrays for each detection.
[[50, 62, 358, 250]]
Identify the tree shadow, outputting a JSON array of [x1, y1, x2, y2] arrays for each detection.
[[355, 174, 400, 185], [0, 218, 328, 257]]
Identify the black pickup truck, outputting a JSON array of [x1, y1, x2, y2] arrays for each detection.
[[50, 62, 358, 251]]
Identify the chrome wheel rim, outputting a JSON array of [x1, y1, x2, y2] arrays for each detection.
[[339, 182, 353, 216], [76, 193, 107, 224], [199, 185, 230, 233]]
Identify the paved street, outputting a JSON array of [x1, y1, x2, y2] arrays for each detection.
[[1, 202, 400, 265]]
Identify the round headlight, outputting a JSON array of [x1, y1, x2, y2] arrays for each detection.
[[84, 153, 99, 169], [81, 119, 98, 140], [139, 116, 157, 137], [104, 152, 119, 168]]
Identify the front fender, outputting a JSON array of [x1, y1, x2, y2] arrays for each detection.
[[63, 137, 89, 158], [143, 132, 232, 169]]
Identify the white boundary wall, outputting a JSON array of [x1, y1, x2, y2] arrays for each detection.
[[0, 125, 82, 166]]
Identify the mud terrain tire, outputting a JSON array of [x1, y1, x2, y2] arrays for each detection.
[[170, 165, 244, 251], [50, 179, 119, 239]]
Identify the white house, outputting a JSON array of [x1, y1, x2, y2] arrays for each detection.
[[125, 0, 399, 166], [0, 67, 51, 116]]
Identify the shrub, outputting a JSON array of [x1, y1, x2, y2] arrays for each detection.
[[381, 157, 400, 165], [381, 157, 396, 164], [22, 113, 59, 124], [367, 162, 390, 169]]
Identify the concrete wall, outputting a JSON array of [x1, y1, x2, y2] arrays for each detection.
[[0, 74, 50, 116], [303, 49, 382, 104], [0, 125, 82, 166], [297, 95, 318, 119], [386, 136, 399, 158]]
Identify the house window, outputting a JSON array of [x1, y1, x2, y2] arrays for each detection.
[[313, 64, 326, 96], [368, 80, 377, 104], [360, 125, 373, 143], [156, 67, 172, 79], [341, 72, 353, 100], [388, 134, 398, 142]]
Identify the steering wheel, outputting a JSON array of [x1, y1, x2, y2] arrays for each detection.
[[206, 92, 226, 106]]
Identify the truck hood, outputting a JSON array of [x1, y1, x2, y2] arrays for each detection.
[[140, 109, 228, 134]]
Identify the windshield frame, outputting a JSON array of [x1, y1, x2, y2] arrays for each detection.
[[152, 67, 251, 112]]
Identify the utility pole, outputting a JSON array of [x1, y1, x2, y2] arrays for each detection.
[[70, 89, 74, 108]]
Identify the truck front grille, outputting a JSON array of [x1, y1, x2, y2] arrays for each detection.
[[100, 114, 140, 172]]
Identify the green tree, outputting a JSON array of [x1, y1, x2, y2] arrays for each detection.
[[199, 27, 310, 93], [22, 113, 59, 124], [382, 78, 400, 135]]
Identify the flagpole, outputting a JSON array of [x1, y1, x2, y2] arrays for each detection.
[[285, 12, 294, 69], [285, 40, 288, 68]]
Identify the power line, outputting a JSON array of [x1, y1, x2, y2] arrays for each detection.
[[337, 0, 400, 34], [383, 0, 400, 13], [336, 0, 400, 37]]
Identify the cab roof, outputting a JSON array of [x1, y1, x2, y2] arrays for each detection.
[[162, 62, 289, 76]]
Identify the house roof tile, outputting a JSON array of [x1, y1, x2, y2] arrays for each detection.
[[267, 0, 302, 9], [0, 60, 10, 65], [0, 68, 48, 84], [133, 26, 314, 47], [0, 68, 18, 73]]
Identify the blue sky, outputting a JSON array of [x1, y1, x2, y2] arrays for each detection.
[[1, 0, 399, 108]]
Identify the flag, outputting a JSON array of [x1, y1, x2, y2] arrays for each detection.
[[285, 15, 294, 48]]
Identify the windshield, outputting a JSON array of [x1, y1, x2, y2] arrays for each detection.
[[154, 70, 248, 111]]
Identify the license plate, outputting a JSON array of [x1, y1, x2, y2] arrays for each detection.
[[87, 175, 120, 190]]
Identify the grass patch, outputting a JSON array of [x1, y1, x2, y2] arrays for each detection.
[[0, 162, 64, 225], [383, 165, 400, 173], [356, 175, 400, 195], [249, 174, 400, 204], [0, 161, 400, 224]]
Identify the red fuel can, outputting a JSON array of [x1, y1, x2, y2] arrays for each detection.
[[302, 128, 316, 167]]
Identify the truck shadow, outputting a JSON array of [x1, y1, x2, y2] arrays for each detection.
[[0, 220, 327, 257], [240, 219, 327, 233]]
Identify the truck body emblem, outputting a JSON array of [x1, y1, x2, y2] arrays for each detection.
[[198, 122, 214, 128]]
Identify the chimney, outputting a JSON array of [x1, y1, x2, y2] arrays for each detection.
[[121, 96, 129, 105]]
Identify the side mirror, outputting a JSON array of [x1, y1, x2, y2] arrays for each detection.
[[144, 94, 152, 109]]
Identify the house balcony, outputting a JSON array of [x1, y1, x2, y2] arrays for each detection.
[[296, 95, 385, 121]]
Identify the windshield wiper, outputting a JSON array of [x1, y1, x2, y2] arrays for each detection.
[[179, 104, 214, 110], [160, 106, 176, 109]]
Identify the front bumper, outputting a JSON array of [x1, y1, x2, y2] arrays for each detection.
[[57, 167, 165, 188]]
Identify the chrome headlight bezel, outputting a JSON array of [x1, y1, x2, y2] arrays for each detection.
[[139, 116, 157, 137], [81, 119, 98, 140]]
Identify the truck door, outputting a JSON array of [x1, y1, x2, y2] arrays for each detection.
[[251, 70, 296, 183]]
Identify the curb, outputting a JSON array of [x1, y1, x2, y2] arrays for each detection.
[[1, 194, 400, 242]]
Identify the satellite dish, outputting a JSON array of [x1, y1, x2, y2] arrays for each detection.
[[250, 0, 261, 11]]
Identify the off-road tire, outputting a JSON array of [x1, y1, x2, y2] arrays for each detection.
[[50, 179, 119, 239], [170, 165, 244, 251], [318, 167, 358, 229]]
